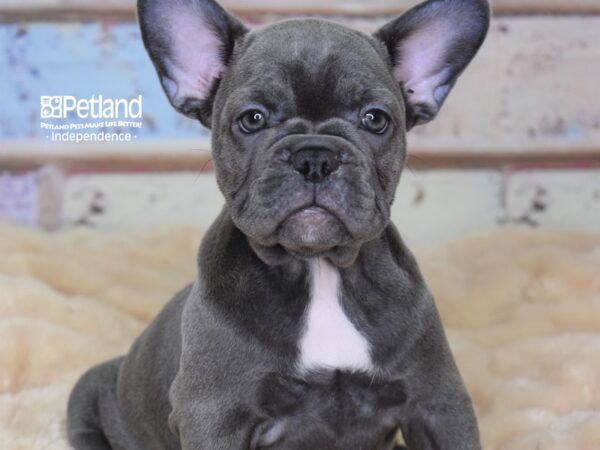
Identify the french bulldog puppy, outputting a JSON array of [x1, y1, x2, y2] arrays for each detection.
[[67, 0, 490, 449]]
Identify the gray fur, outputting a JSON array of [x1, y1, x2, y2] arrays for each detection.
[[68, 0, 490, 448]]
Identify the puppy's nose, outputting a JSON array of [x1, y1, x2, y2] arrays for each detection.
[[291, 147, 341, 182]]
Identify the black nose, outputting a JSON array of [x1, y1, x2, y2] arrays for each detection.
[[291, 147, 341, 182]]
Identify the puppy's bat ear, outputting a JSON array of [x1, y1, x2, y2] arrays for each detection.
[[374, 0, 490, 130], [137, 0, 247, 127]]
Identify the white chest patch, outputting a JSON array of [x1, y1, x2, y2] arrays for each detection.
[[298, 258, 373, 372]]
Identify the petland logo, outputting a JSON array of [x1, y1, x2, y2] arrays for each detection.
[[40, 95, 143, 143], [40, 95, 142, 119]]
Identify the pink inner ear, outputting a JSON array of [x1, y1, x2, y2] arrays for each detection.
[[163, 5, 226, 105], [393, 18, 455, 106]]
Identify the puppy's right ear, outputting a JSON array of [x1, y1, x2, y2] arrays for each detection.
[[137, 0, 247, 127]]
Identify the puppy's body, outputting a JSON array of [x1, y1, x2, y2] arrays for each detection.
[[69, 213, 475, 449], [68, 2, 490, 448]]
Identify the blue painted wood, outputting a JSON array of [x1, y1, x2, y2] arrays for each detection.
[[0, 22, 209, 144]]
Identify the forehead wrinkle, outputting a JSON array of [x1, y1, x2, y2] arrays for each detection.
[[243, 19, 387, 69], [288, 61, 362, 120], [363, 87, 405, 109], [229, 19, 402, 121]]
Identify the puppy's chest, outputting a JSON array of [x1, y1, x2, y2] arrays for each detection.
[[297, 258, 374, 373]]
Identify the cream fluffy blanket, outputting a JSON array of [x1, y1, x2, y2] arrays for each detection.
[[1, 224, 599, 449]]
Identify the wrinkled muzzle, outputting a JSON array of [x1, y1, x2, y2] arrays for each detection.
[[228, 134, 391, 254]]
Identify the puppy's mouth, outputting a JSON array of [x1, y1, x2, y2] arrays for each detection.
[[277, 205, 350, 253], [288, 206, 334, 226]]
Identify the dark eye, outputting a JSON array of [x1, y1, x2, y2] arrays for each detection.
[[361, 109, 389, 134], [239, 110, 267, 134]]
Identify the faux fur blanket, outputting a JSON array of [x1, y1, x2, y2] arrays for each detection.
[[1, 224, 599, 449]]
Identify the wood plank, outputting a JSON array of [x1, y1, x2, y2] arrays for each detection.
[[489, 0, 600, 15], [1, 0, 600, 22], [64, 172, 226, 229], [2, 148, 599, 173], [62, 170, 506, 245], [504, 170, 600, 229], [2, 17, 600, 159], [406, 149, 600, 170], [0, 152, 214, 174], [61, 169, 600, 242], [409, 16, 600, 155]]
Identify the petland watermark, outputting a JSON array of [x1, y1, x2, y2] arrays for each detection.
[[40, 95, 143, 143]]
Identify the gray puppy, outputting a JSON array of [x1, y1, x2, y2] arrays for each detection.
[[67, 0, 490, 449]]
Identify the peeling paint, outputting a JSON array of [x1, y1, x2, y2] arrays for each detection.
[[506, 170, 600, 230]]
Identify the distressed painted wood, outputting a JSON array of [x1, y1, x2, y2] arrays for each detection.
[[2, 0, 600, 22], [504, 170, 600, 230], [36, 166, 64, 230], [2, 17, 600, 160], [61, 169, 600, 242], [3, 148, 600, 173], [409, 16, 600, 154], [0, 22, 210, 143], [0, 140, 214, 173], [0, 151, 213, 174], [64, 172, 226, 229], [0, 166, 63, 230], [62, 170, 507, 245], [393, 170, 506, 244]]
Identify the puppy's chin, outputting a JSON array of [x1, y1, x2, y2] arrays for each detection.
[[277, 207, 348, 255]]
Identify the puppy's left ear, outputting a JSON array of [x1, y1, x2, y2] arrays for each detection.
[[374, 0, 490, 129], [138, 0, 248, 127]]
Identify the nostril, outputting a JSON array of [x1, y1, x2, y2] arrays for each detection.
[[300, 160, 310, 176]]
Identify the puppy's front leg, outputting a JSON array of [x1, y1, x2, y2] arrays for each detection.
[[170, 404, 251, 450], [398, 317, 480, 450], [168, 380, 259, 449], [168, 301, 267, 450], [400, 393, 480, 450]]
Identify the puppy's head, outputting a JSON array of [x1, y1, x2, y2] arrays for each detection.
[[138, 0, 489, 264]]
